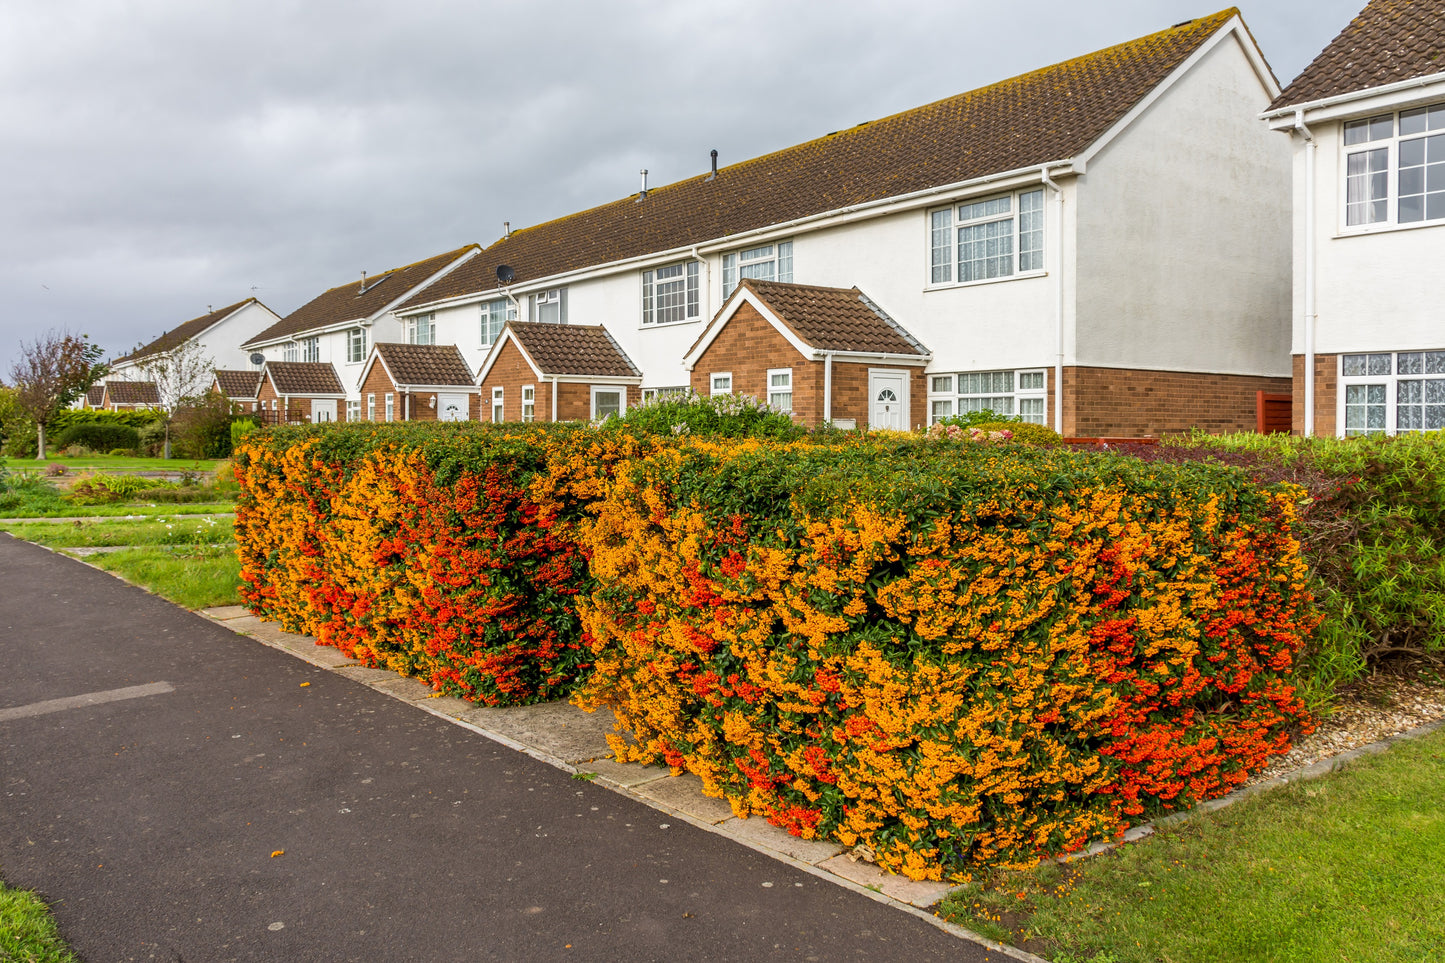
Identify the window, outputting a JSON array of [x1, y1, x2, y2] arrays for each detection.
[[522, 384, 535, 423], [642, 386, 690, 403], [300, 337, 319, 363], [347, 328, 367, 364], [406, 313, 436, 345], [283, 342, 298, 362], [722, 240, 792, 296], [767, 368, 793, 412], [930, 189, 1045, 285], [347, 400, 360, 422], [384, 393, 394, 422], [531, 288, 567, 325], [710, 372, 732, 396], [1344, 102, 1445, 227], [492, 386, 504, 422], [1340, 350, 1445, 435], [481, 299, 514, 347], [367, 393, 376, 421], [927, 369, 1048, 425], [642, 261, 702, 325], [591, 386, 625, 421]]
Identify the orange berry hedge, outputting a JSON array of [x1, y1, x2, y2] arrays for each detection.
[[233, 424, 1316, 879], [572, 436, 1316, 880]]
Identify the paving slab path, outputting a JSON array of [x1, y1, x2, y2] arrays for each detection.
[[0, 534, 1005, 962]]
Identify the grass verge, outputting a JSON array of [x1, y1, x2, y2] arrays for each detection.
[[9, 456, 221, 473], [0, 501, 234, 520], [0, 517, 234, 547], [0, 879, 80, 963], [84, 545, 242, 609], [937, 727, 1445, 963]]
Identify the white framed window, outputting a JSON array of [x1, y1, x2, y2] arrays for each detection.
[[591, 385, 625, 421], [642, 261, 702, 325], [300, 337, 319, 363], [347, 328, 367, 364], [927, 368, 1048, 425], [406, 313, 436, 346], [1340, 350, 1445, 435], [346, 400, 360, 422], [481, 299, 515, 347], [367, 393, 375, 421], [642, 386, 690, 402], [710, 372, 733, 397], [531, 288, 567, 325], [1343, 102, 1445, 228], [929, 189, 1045, 285], [722, 240, 793, 296], [767, 368, 793, 412], [384, 393, 394, 422], [283, 342, 298, 362], [491, 386, 504, 422], [521, 384, 535, 423]]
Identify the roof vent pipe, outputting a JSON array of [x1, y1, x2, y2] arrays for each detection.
[[639, 169, 649, 199], [503, 221, 510, 238], [359, 270, 368, 294], [709, 149, 718, 178]]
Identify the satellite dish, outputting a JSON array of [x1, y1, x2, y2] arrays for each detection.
[[496, 265, 515, 285], [249, 353, 265, 365]]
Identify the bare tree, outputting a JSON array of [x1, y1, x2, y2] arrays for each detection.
[[8, 330, 106, 459], [142, 339, 216, 459]]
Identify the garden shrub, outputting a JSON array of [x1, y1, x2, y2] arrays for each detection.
[[614, 391, 806, 440], [54, 422, 141, 453], [69, 473, 155, 503], [574, 436, 1316, 881]]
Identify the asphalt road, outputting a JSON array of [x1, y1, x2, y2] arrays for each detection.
[[0, 534, 995, 962]]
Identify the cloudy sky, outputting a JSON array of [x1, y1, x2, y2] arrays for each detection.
[[0, 0, 1363, 376]]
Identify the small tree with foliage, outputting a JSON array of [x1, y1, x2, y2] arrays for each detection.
[[142, 339, 216, 459], [7, 331, 107, 459]]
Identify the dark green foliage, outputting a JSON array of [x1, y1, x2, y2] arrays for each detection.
[[53, 422, 141, 453], [613, 391, 806, 440]]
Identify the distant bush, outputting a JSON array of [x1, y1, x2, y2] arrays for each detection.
[[54, 422, 141, 453], [615, 391, 805, 440], [69, 473, 154, 503]]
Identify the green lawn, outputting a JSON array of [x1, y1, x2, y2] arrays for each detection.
[[10, 455, 223, 473], [938, 728, 1445, 963], [0, 516, 234, 547], [84, 545, 242, 609], [0, 878, 80, 963]]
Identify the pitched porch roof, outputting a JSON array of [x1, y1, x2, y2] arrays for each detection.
[[213, 369, 262, 400], [362, 343, 477, 391], [476, 323, 642, 385], [261, 361, 346, 398], [103, 381, 160, 406]]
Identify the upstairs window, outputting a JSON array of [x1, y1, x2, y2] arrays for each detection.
[[347, 327, 367, 364], [300, 337, 319, 363], [283, 342, 298, 362], [406, 313, 436, 345], [930, 189, 1045, 285], [722, 240, 792, 296], [642, 261, 701, 325], [481, 299, 515, 347], [1344, 102, 1445, 227], [531, 288, 567, 325]]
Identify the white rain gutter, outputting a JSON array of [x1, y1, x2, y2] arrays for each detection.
[[823, 352, 834, 424], [1040, 166, 1066, 435], [1262, 71, 1445, 123], [1295, 108, 1317, 437]]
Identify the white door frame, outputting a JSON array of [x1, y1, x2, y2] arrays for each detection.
[[868, 369, 909, 430]]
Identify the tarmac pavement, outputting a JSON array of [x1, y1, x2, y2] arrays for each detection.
[[0, 534, 1008, 962]]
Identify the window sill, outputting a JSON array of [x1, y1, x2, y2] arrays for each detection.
[[1334, 218, 1445, 239], [639, 317, 706, 331], [925, 269, 1048, 292]]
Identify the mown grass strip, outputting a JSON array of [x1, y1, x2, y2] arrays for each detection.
[[83, 546, 242, 610], [0, 879, 80, 963], [7, 456, 222, 473], [1, 517, 234, 548], [0, 502, 236, 520], [938, 727, 1445, 963]]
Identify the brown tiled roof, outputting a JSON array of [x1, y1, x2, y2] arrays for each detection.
[[244, 245, 478, 346], [104, 381, 160, 405], [114, 298, 262, 363], [506, 323, 641, 378], [264, 362, 346, 396], [1271, 1, 1445, 110], [403, 10, 1240, 309], [85, 385, 104, 407], [213, 369, 262, 399], [373, 343, 476, 387], [708, 279, 929, 357]]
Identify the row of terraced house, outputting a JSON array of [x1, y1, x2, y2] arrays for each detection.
[[92, 3, 1445, 439]]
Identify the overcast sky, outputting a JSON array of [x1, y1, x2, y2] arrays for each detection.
[[0, 0, 1363, 376]]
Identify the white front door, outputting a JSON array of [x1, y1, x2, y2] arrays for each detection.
[[312, 399, 337, 423], [437, 393, 469, 421], [868, 371, 908, 430]]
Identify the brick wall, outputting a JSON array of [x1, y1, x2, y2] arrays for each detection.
[[359, 362, 399, 422], [689, 303, 925, 428], [1062, 367, 1291, 437], [1292, 353, 1337, 437], [256, 375, 313, 422], [479, 341, 639, 422]]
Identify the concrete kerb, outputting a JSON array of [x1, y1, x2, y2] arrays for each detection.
[[194, 606, 1043, 959]]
